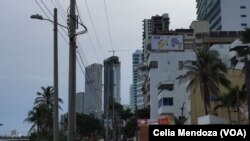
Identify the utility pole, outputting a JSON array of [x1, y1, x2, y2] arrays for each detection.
[[68, 0, 77, 141], [53, 8, 59, 141]]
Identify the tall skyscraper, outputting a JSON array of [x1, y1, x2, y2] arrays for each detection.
[[196, 0, 250, 31], [84, 63, 103, 119], [142, 13, 170, 62], [76, 92, 84, 114], [103, 56, 121, 117], [130, 50, 144, 112]]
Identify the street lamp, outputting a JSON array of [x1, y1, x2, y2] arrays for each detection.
[[31, 8, 67, 141], [31, 13, 68, 29]]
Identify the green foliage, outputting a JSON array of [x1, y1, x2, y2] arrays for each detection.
[[24, 86, 63, 141], [76, 113, 103, 139], [120, 108, 133, 121], [214, 85, 247, 124], [62, 113, 104, 140], [230, 28, 250, 124], [121, 117, 136, 138], [135, 106, 150, 119], [178, 46, 231, 115]]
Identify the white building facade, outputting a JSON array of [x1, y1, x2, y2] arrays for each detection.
[[148, 35, 196, 122], [196, 0, 250, 31]]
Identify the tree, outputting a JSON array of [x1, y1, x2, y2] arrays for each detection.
[[230, 28, 250, 124], [62, 113, 103, 141], [24, 86, 63, 141], [178, 46, 231, 115], [76, 113, 103, 140], [214, 92, 235, 124], [121, 117, 136, 138], [120, 108, 133, 122], [226, 85, 246, 124], [135, 106, 150, 119]]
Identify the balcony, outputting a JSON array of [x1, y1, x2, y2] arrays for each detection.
[[158, 105, 174, 115]]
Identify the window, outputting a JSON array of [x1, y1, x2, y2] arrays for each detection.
[[241, 15, 247, 18], [158, 99, 163, 108], [240, 6, 246, 9], [241, 23, 247, 27], [178, 61, 184, 69], [150, 61, 158, 68], [158, 84, 174, 91], [163, 98, 173, 106]]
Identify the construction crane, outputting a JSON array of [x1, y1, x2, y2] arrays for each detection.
[[108, 49, 130, 57]]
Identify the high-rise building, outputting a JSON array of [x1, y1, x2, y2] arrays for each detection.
[[76, 92, 84, 114], [151, 13, 170, 32], [129, 84, 134, 111], [130, 50, 144, 112], [103, 56, 121, 118], [84, 63, 103, 119], [142, 13, 170, 62], [196, 0, 250, 31]]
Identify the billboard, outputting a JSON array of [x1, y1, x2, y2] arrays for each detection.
[[151, 35, 183, 50]]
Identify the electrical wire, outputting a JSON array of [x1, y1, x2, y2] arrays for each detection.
[[77, 50, 103, 113], [34, 0, 68, 43], [47, 0, 68, 36], [103, 0, 114, 51], [49, 0, 67, 22], [35, 0, 103, 113], [75, 2, 101, 63], [84, 0, 106, 59]]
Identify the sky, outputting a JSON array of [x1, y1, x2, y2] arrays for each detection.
[[0, 0, 196, 136]]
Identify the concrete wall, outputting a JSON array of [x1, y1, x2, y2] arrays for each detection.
[[148, 51, 196, 120], [220, 0, 250, 31]]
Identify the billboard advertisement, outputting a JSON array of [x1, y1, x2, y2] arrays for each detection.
[[151, 35, 183, 50]]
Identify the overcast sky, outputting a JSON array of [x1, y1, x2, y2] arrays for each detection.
[[0, 0, 196, 136]]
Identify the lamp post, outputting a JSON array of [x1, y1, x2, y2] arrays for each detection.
[[31, 8, 66, 141]]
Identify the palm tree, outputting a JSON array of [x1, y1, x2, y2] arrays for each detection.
[[230, 28, 250, 124], [177, 46, 231, 115], [230, 84, 247, 124], [24, 86, 63, 139], [214, 92, 235, 124], [35, 86, 54, 109]]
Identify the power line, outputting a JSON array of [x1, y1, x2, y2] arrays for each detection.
[[84, 0, 106, 59], [56, 0, 68, 16], [35, 0, 102, 115], [76, 41, 90, 66], [75, 2, 101, 63], [103, 0, 114, 51], [55, 0, 68, 20], [40, 0, 53, 17], [50, 0, 67, 22], [34, 0, 50, 18], [48, 0, 68, 36], [34, 0, 68, 43], [76, 51, 103, 113]]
